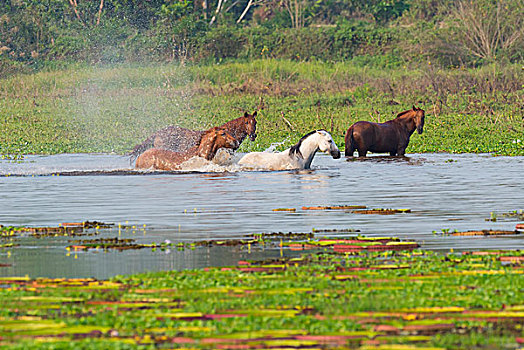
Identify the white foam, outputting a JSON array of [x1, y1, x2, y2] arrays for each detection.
[[178, 151, 244, 173], [0, 152, 300, 176], [0, 154, 132, 176]]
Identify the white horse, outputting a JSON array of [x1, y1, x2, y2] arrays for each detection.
[[238, 130, 341, 170]]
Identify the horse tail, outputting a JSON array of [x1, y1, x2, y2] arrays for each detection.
[[128, 135, 156, 165], [344, 126, 355, 157]]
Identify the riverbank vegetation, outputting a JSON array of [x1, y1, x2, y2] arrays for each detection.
[[1, 0, 523, 71], [1, 61, 523, 158], [1, 0, 523, 158]]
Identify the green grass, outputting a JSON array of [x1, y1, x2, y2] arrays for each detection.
[[1, 60, 523, 158]]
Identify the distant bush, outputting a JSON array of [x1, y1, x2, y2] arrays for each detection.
[[350, 52, 405, 69], [152, 14, 208, 62], [48, 36, 87, 60], [0, 55, 28, 76], [189, 22, 395, 63], [0, 0, 522, 75], [196, 26, 247, 62]]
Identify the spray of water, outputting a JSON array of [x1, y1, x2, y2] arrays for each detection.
[[0, 152, 248, 176], [264, 136, 292, 152], [70, 64, 195, 155]]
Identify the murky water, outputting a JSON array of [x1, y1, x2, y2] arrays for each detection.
[[1, 153, 523, 278]]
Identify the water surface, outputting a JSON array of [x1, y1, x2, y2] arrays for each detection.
[[1, 153, 522, 278]]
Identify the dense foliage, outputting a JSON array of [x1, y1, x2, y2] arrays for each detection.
[[1, 1, 522, 158], [1, 0, 523, 76], [1, 61, 522, 157]]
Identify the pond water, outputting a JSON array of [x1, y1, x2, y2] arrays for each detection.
[[0, 153, 523, 279]]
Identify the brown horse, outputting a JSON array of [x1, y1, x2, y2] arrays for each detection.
[[130, 111, 257, 160], [135, 127, 239, 170], [344, 106, 425, 157]]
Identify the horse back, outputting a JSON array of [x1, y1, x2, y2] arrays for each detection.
[[153, 126, 203, 152], [350, 121, 380, 144], [350, 121, 400, 153], [136, 148, 189, 170]]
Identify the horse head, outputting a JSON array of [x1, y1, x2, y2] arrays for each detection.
[[412, 106, 425, 134], [197, 127, 239, 160], [316, 130, 341, 159], [243, 111, 258, 141]]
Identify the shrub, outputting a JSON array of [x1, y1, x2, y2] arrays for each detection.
[[196, 26, 246, 62], [48, 35, 87, 60]]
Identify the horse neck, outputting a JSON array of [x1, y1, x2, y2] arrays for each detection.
[[170, 145, 198, 163], [185, 145, 199, 156], [221, 118, 247, 141], [295, 136, 319, 168], [395, 113, 417, 134], [196, 138, 218, 160]]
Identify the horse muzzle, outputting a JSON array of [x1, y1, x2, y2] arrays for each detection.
[[417, 126, 424, 134], [331, 149, 341, 159], [249, 133, 257, 142]]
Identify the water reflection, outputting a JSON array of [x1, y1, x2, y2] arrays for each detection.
[[345, 155, 427, 165], [0, 153, 523, 278]]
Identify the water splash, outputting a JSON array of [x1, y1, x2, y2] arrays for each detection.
[[264, 136, 291, 152], [178, 150, 244, 173], [70, 65, 195, 154], [0, 154, 131, 176], [0, 151, 320, 176]]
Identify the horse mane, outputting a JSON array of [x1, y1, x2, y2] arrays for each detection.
[[289, 130, 325, 158], [220, 115, 243, 128], [395, 109, 413, 118], [396, 107, 423, 119], [220, 111, 256, 128]]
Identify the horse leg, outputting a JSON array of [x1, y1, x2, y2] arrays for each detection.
[[345, 144, 356, 157], [344, 127, 356, 157], [357, 149, 367, 157], [397, 145, 407, 157]]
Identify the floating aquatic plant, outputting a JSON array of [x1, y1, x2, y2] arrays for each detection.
[[485, 209, 524, 222], [352, 208, 412, 215], [302, 205, 367, 210], [442, 230, 520, 236], [0, 247, 523, 349]]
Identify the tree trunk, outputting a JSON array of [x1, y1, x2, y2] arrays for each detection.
[[67, 0, 85, 26], [96, 0, 104, 26], [237, 0, 254, 23], [209, 0, 224, 25]]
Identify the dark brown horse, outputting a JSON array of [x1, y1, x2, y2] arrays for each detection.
[[130, 111, 257, 160], [344, 106, 425, 157], [135, 127, 239, 170]]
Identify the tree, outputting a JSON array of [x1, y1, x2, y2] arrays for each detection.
[[66, 0, 105, 27], [451, 0, 524, 61]]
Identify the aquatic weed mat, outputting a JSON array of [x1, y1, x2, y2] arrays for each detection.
[[0, 250, 523, 349], [0, 221, 127, 239]]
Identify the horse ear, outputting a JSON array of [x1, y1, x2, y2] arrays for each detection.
[[253, 111, 257, 117], [244, 112, 249, 117], [412, 105, 416, 110]]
